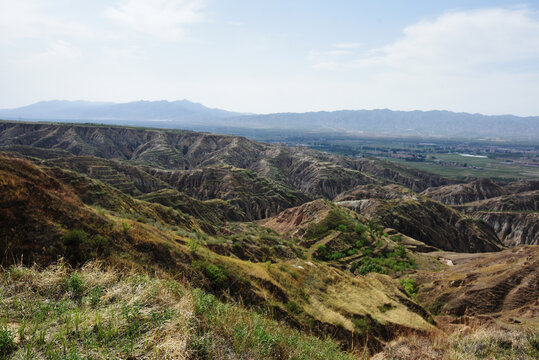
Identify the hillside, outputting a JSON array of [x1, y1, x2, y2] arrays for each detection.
[[0, 154, 439, 356], [0, 122, 453, 217], [422, 180, 539, 246], [334, 184, 503, 253], [0, 122, 537, 359]]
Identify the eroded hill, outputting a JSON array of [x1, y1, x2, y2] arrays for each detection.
[[422, 179, 539, 246], [0, 122, 537, 359]]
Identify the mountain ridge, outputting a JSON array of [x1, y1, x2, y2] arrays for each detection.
[[1, 100, 538, 140]]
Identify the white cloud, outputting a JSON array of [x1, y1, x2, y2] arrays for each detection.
[[306, 7, 539, 116], [0, 0, 94, 42], [333, 42, 361, 49], [315, 8, 539, 73], [103, 0, 204, 41]]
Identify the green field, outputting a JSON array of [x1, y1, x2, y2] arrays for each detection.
[[388, 154, 539, 182]]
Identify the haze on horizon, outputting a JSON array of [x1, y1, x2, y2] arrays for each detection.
[[1, 0, 539, 117]]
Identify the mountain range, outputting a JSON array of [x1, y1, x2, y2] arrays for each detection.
[[1, 100, 538, 140]]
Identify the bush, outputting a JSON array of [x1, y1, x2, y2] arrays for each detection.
[[0, 327, 16, 357], [354, 258, 388, 275], [121, 221, 131, 235], [305, 209, 355, 238], [390, 234, 402, 243], [66, 272, 85, 299], [394, 245, 406, 258], [63, 230, 110, 263], [193, 261, 229, 289], [399, 278, 417, 298], [88, 285, 103, 306], [355, 239, 365, 248], [354, 223, 367, 234], [187, 238, 201, 253], [316, 244, 328, 259], [63, 229, 88, 248]]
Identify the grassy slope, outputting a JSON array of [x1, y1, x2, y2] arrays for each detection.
[[0, 262, 355, 359], [0, 155, 434, 357]]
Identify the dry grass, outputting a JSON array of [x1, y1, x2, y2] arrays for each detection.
[[372, 325, 539, 360], [0, 260, 357, 359]]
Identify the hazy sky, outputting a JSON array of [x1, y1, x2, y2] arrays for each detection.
[[1, 0, 539, 116]]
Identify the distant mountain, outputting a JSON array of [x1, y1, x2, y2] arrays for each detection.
[[1, 100, 538, 139], [0, 99, 241, 124], [224, 109, 539, 140]]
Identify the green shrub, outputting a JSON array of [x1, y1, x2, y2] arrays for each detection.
[[63, 230, 110, 263], [121, 221, 131, 235], [305, 209, 354, 238], [316, 244, 328, 259], [354, 257, 388, 275], [354, 223, 367, 234], [187, 238, 201, 253], [399, 278, 417, 298], [0, 327, 16, 357], [90, 234, 109, 251], [63, 229, 88, 248], [378, 303, 394, 313], [361, 247, 373, 256], [88, 285, 103, 306], [66, 272, 85, 299], [394, 245, 406, 258], [390, 234, 402, 243], [193, 261, 229, 289], [192, 288, 219, 315], [347, 248, 358, 256]]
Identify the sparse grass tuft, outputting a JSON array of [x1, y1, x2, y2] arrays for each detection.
[[0, 327, 17, 357]]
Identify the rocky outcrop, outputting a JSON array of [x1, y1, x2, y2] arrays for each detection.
[[457, 190, 539, 212], [423, 180, 538, 247], [503, 180, 539, 194], [452, 190, 538, 247], [421, 178, 503, 205], [260, 199, 334, 238], [475, 212, 539, 246], [334, 183, 417, 201], [336, 185, 503, 253], [148, 166, 310, 220], [43, 156, 171, 195]]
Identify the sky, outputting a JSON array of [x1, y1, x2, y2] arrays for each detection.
[[1, 0, 539, 116]]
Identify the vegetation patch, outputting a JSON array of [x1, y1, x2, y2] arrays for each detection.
[[0, 261, 356, 360]]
